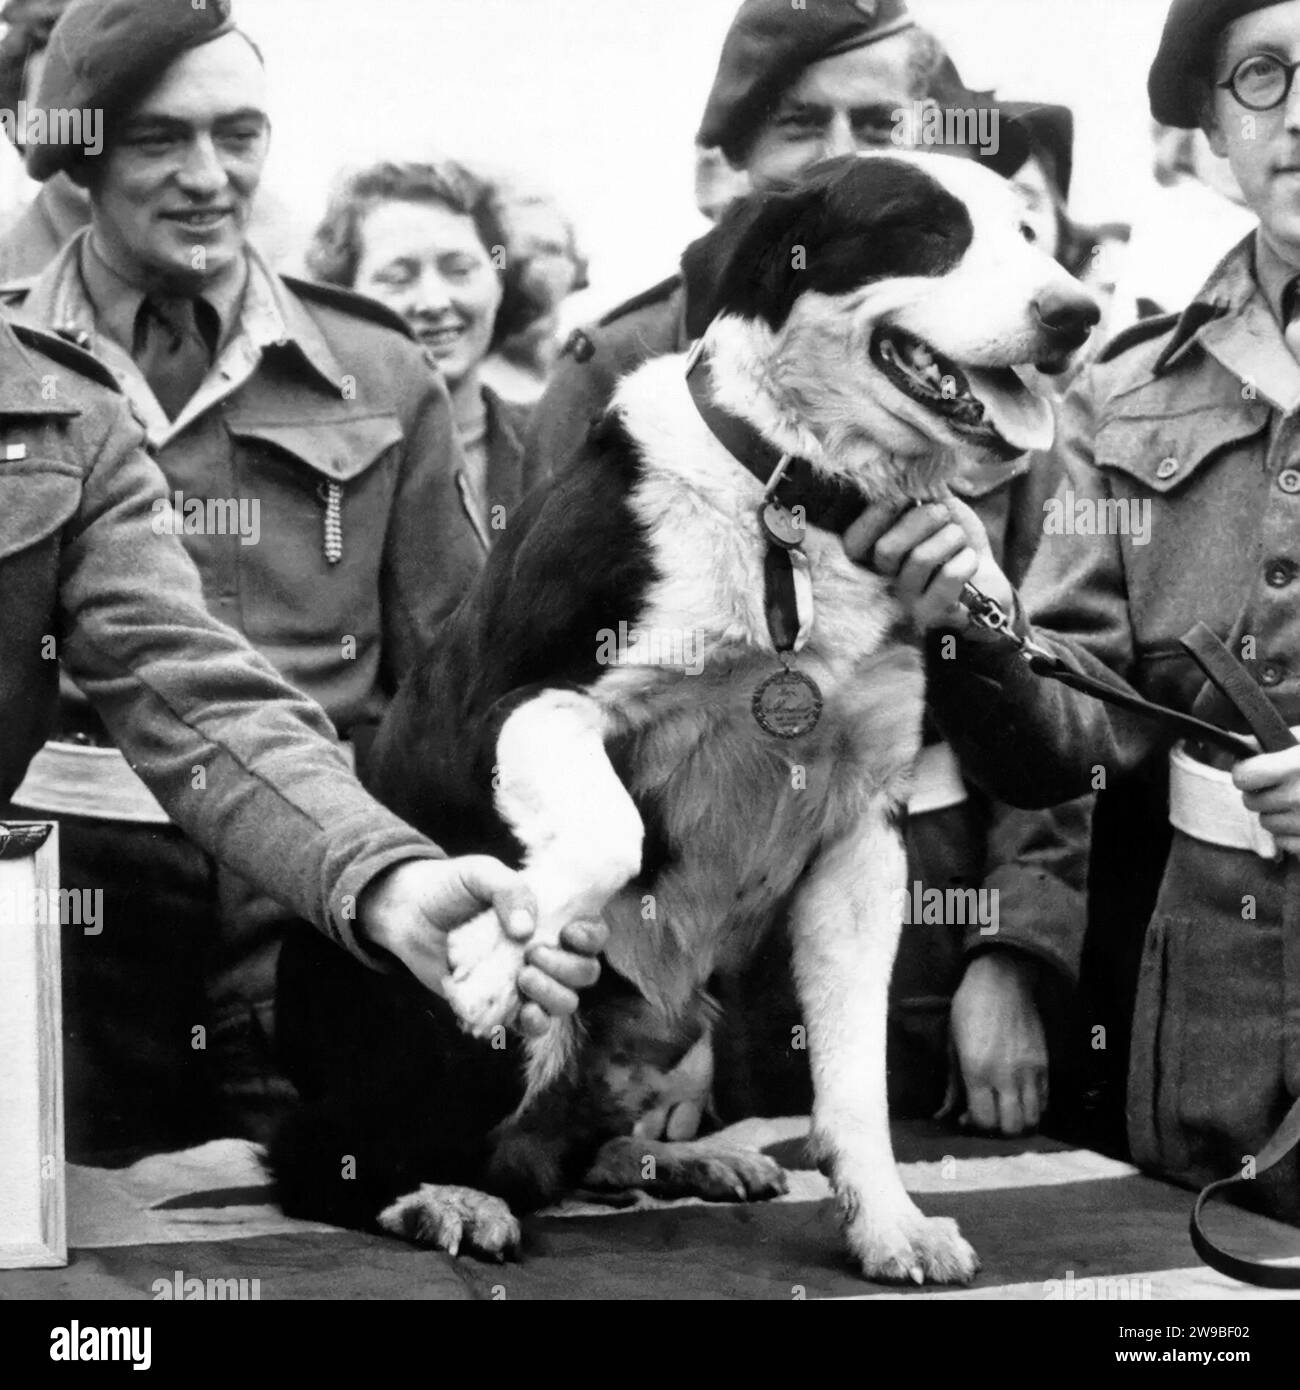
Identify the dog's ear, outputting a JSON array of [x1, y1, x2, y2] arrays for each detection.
[[681, 155, 973, 338], [681, 168, 837, 338]]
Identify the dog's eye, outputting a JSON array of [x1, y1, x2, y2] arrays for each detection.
[[1019, 222, 1038, 245]]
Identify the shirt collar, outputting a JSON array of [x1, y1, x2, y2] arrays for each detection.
[[1252, 228, 1300, 329], [1150, 232, 1259, 375], [1139, 227, 1300, 413], [26, 227, 345, 395], [77, 231, 249, 355]]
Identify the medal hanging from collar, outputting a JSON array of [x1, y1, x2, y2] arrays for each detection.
[[752, 453, 824, 739], [683, 343, 863, 740]]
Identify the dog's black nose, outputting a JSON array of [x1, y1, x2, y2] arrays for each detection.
[[1033, 287, 1102, 348]]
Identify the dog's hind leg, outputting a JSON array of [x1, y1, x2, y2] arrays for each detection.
[[443, 688, 644, 1092], [791, 807, 979, 1286]]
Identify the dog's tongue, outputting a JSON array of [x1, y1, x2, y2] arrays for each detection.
[[965, 368, 1055, 454]]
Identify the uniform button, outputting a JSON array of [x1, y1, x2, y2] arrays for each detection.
[[1280, 469, 1300, 494], [1266, 559, 1298, 587], [1260, 662, 1284, 686], [1155, 458, 1179, 480]]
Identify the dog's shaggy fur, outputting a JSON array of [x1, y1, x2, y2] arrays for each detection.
[[271, 153, 1097, 1282]]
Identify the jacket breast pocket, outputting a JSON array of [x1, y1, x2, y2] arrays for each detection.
[[1094, 406, 1269, 497], [225, 414, 403, 653], [0, 461, 82, 562], [1094, 410, 1269, 650]]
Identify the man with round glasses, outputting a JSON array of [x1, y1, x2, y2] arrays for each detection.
[[845, 0, 1300, 1222]]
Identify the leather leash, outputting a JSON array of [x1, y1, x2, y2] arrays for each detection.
[[960, 586, 1257, 760]]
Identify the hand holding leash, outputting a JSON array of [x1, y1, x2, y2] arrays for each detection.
[[1235, 748, 1300, 855], [843, 493, 1015, 631]]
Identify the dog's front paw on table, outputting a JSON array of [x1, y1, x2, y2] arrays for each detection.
[[847, 1207, 979, 1286], [442, 910, 525, 1037], [585, 1136, 790, 1202], [377, 1183, 521, 1260]]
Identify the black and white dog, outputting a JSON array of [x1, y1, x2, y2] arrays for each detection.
[[273, 152, 1098, 1284]]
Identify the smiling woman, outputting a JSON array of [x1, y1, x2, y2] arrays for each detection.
[[307, 159, 540, 549]]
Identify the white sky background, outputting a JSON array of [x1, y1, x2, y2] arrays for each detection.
[[0, 0, 1192, 317]]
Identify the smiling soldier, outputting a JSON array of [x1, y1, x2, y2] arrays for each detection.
[[0, 0, 486, 1158]]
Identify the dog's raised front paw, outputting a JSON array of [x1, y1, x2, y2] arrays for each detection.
[[846, 1207, 979, 1286], [585, 1136, 789, 1203], [442, 910, 525, 1037], [377, 1183, 521, 1261]]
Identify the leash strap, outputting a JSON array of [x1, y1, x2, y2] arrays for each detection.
[[1190, 1099, 1300, 1289], [1020, 654, 1258, 759], [960, 585, 1256, 759], [1179, 622, 1298, 754]]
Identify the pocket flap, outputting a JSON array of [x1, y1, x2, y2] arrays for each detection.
[[1094, 405, 1269, 494], [0, 464, 81, 561], [226, 413, 404, 483]]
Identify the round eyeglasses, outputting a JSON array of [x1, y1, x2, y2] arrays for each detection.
[[1217, 52, 1300, 111]]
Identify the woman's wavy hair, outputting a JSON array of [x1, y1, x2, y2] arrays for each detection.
[[306, 158, 525, 351]]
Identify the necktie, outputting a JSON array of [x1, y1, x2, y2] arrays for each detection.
[[134, 296, 219, 420]]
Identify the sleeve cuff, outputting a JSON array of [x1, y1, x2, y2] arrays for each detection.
[[320, 818, 447, 970], [963, 863, 1087, 985]]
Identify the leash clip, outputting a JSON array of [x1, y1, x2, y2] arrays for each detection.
[[959, 582, 1054, 663]]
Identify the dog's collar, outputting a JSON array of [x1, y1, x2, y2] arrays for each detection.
[[685, 352, 868, 536]]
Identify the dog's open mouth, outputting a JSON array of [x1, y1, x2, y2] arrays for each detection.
[[870, 327, 1055, 458]]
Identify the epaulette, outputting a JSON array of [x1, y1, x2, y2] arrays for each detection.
[[279, 274, 416, 341], [1097, 311, 1180, 364], [5, 313, 121, 393], [596, 273, 683, 327]]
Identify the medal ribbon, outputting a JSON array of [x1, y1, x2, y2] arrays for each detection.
[[763, 542, 799, 654], [762, 535, 814, 655]]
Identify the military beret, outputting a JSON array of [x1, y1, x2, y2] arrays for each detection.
[[698, 0, 1028, 180], [0, 0, 68, 114], [698, 0, 917, 158], [26, 0, 236, 181], [916, 52, 1029, 180], [1149, 0, 1284, 128], [1000, 102, 1075, 200]]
